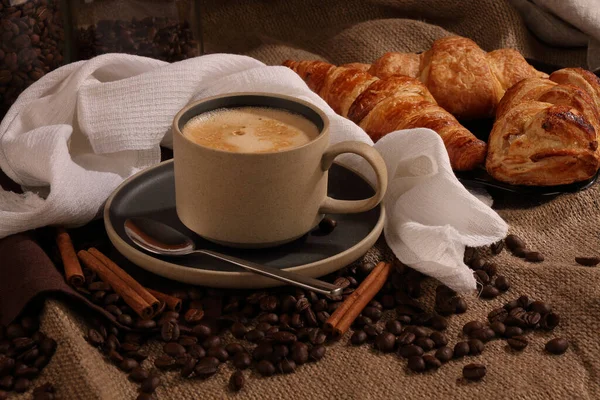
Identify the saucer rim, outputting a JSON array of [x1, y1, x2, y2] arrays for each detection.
[[103, 159, 386, 288]]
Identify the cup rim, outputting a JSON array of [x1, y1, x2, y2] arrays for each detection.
[[172, 92, 331, 156]]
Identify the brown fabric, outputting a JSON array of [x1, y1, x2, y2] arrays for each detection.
[[3, 0, 600, 399]]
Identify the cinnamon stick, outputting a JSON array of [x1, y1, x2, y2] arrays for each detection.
[[87, 248, 160, 313], [325, 261, 392, 339], [147, 288, 182, 312], [77, 250, 154, 319], [55, 228, 84, 287]]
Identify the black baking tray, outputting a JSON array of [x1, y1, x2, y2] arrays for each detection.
[[454, 59, 600, 196]]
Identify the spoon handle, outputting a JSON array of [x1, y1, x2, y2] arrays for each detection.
[[196, 249, 343, 296]]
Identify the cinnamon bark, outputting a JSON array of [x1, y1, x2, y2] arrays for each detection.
[[147, 288, 182, 312], [55, 228, 84, 287]]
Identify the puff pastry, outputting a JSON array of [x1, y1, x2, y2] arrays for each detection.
[[283, 60, 487, 170], [367, 36, 548, 119], [486, 68, 600, 186]]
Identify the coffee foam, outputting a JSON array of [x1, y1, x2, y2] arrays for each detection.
[[182, 107, 319, 153]]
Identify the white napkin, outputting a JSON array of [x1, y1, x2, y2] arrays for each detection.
[[0, 53, 507, 292]]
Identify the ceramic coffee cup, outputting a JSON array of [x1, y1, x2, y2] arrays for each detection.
[[172, 92, 388, 248]]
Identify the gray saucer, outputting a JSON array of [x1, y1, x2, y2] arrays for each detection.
[[104, 160, 385, 289]]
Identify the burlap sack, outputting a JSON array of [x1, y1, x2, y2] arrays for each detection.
[[11, 0, 600, 399]]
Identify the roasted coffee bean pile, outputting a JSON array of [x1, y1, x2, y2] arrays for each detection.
[[75, 17, 200, 63], [0, 0, 66, 119], [0, 314, 58, 399]]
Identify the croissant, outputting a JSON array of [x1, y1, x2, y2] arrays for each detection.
[[283, 60, 487, 170], [367, 36, 548, 119], [486, 68, 600, 186]]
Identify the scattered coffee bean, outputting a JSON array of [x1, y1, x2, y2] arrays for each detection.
[[453, 342, 470, 358], [435, 346, 453, 363], [529, 301, 551, 315], [140, 375, 160, 393], [541, 313, 560, 330], [256, 359, 276, 377], [491, 240, 504, 255], [253, 342, 273, 361], [429, 332, 448, 348], [504, 326, 524, 338], [194, 357, 220, 378], [362, 307, 382, 321], [494, 276, 511, 291], [475, 270, 490, 285], [317, 217, 337, 234], [310, 345, 326, 361], [468, 339, 485, 355], [423, 354, 442, 370], [163, 342, 186, 357], [463, 321, 484, 335], [180, 357, 197, 378], [184, 309, 205, 324], [407, 356, 426, 372], [413, 337, 435, 352], [374, 332, 396, 353], [463, 363, 486, 381], [119, 358, 138, 372], [202, 336, 221, 349], [278, 359, 296, 374], [187, 344, 206, 359], [87, 328, 104, 347], [480, 285, 500, 299], [399, 344, 424, 358], [363, 325, 382, 339], [129, 367, 149, 383], [117, 314, 133, 326], [207, 346, 229, 362], [13, 377, 30, 393], [490, 321, 506, 336], [291, 342, 309, 364], [233, 352, 252, 370], [507, 336, 528, 351], [245, 329, 265, 343], [452, 297, 468, 314], [575, 256, 600, 266], [351, 330, 367, 346], [545, 338, 568, 355], [385, 320, 403, 335], [396, 331, 416, 347], [470, 257, 486, 270], [488, 308, 508, 323], [154, 355, 176, 370], [191, 324, 212, 339], [525, 251, 544, 262], [505, 234, 526, 252], [229, 370, 245, 391], [224, 343, 244, 356], [470, 328, 495, 342]]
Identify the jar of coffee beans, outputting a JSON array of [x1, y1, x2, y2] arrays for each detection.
[[69, 0, 202, 62], [0, 0, 69, 120]]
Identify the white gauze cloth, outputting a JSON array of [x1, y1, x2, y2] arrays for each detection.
[[0, 53, 508, 292]]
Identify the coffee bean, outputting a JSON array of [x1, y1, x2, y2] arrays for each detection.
[[103, 293, 120, 306], [575, 256, 600, 266], [230, 370, 245, 391], [488, 308, 508, 323], [464, 247, 477, 264], [413, 337, 435, 352], [524, 311, 541, 327], [255, 322, 272, 332], [423, 354, 442, 370], [227, 322, 246, 339], [475, 270, 490, 285], [407, 356, 426, 372], [353, 316, 372, 328], [309, 344, 326, 361], [490, 321, 506, 336], [429, 315, 448, 331], [105, 305, 122, 317], [462, 321, 484, 335], [256, 359, 276, 376], [129, 366, 149, 382], [435, 346, 453, 363], [504, 300, 519, 311], [186, 344, 205, 359], [163, 342, 186, 358], [545, 338, 568, 355], [177, 356, 196, 378], [452, 297, 468, 314], [14, 365, 38, 378], [453, 342, 470, 358], [513, 247, 527, 258], [482, 262, 498, 277], [13, 377, 30, 393], [504, 326, 523, 338], [89, 281, 111, 291], [194, 357, 220, 378], [141, 375, 160, 393], [362, 307, 382, 321], [494, 276, 510, 291], [351, 330, 367, 345], [504, 316, 525, 328], [260, 295, 279, 312], [205, 346, 227, 362], [117, 314, 132, 326], [529, 301, 551, 315], [505, 234, 526, 251], [385, 320, 403, 335], [160, 321, 180, 342], [429, 332, 448, 348], [202, 336, 221, 349], [184, 309, 204, 324], [491, 240, 504, 254], [92, 291, 107, 303], [120, 342, 140, 353], [233, 352, 252, 370], [0, 376, 13, 390], [191, 323, 212, 339], [109, 350, 124, 364], [374, 332, 396, 353], [12, 336, 35, 352], [541, 313, 560, 330], [463, 363, 486, 381], [291, 342, 309, 364], [517, 295, 531, 309], [505, 335, 528, 351], [20, 347, 39, 363], [154, 355, 176, 370], [396, 332, 416, 347], [398, 344, 423, 358], [468, 339, 485, 355], [86, 328, 105, 347], [525, 251, 544, 262], [364, 324, 382, 339], [270, 331, 297, 344], [480, 285, 500, 299], [245, 329, 265, 343], [470, 328, 495, 342], [359, 261, 376, 276], [318, 217, 337, 234], [119, 358, 138, 372]]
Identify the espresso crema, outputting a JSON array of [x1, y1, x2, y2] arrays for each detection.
[[182, 107, 319, 153]]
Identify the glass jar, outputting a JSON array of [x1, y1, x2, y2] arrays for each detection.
[[69, 0, 202, 62], [0, 0, 69, 119]]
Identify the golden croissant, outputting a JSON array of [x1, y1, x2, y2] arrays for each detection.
[[486, 68, 600, 186], [283, 59, 487, 170], [364, 36, 548, 119]]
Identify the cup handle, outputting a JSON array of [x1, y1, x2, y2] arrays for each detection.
[[319, 141, 388, 214]]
